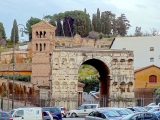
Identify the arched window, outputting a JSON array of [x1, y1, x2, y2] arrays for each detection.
[[40, 31, 43, 38], [36, 43, 38, 51], [149, 75, 157, 83], [44, 43, 46, 50], [40, 43, 42, 51]]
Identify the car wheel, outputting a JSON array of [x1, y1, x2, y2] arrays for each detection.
[[53, 118, 58, 120], [71, 113, 77, 118]]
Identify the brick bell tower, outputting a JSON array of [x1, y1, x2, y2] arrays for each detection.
[[31, 20, 56, 86]]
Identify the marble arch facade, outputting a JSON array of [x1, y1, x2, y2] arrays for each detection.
[[51, 49, 135, 109]]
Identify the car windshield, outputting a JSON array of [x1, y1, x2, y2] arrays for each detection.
[[148, 108, 159, 112], [125, 108, 134, 114], [10, 110, 15, 115], [122, 113, 135, 120], [103, 110, 121, 117], [115, 109, 128, 115], [133, 107, 143, 112]]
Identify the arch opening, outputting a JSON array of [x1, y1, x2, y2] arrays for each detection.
[[79, 59, 110, 107]]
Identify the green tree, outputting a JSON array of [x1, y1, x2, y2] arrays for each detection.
[[117, 13, 131, 36], [92, 14, 97, 31], [25, 17, 41, 41], [96, 8, 101, 32], [101, 11, 114, 36], [0, 22, 6, 40], [10, 19, 19, 43], [79, 79, 99, 93]]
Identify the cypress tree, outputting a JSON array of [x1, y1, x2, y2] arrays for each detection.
[[92, 14, 97, 31], [0, 22, 6, 40], [96, 8, 101, 32], [11, 19, 19, 43]]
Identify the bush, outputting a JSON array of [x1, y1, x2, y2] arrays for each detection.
[[4, 74, 31, 82]]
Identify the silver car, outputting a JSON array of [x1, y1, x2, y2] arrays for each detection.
[[85, 109, 122, 120]]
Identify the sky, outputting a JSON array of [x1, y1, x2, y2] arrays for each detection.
[[0, 0, 160, 41]]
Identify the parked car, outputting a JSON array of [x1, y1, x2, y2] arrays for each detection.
[[104, 107, 130, 117], [57, 106, 67, 118], [43, 111, 53, 120], [121, 112, 158, 120], [0, 111, 13, 120], [148, 107, 160, 113], [126, 107, 144, 113], [154, 111, 160, 119], [10, 107, 43, 120], [42, 107, 62, 120], [85, 108, 122, 120], [67, 104, 99, 117]]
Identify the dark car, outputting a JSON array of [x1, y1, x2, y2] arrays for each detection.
[[43, 111, 53, 120], [42, 107, 62, 120], [0, 111, 13, 120], [121, 112, 158, 120]]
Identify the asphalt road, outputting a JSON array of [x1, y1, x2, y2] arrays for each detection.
[[63, 117, 84, 120]]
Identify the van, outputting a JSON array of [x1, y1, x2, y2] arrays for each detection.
[[10, 107, 43, 120], [67, 104, 99, 117]]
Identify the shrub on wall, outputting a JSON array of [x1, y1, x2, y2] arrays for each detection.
[[4, 74, 31, 82]]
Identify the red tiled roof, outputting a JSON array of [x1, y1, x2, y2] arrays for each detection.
[[134, 64, 160, 73]]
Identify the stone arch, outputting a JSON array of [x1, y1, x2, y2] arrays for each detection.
[[78, 57, 111, 107]]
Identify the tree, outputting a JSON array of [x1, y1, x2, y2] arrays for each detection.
[[10, 19, 19, 43], [150, 28, 158, 36], [25, 17, 41, 41], [0, 22, 6, 40], [117, 13, 131, 36], [79, 79, 99, 93], [134, 27, 142, 37], [87, 31, 99, 40], [92, 14, 97, 31], [101, 11, 113, 35], [96, 8, 101, 32]]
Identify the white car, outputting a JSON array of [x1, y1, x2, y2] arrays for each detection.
[[67, 104, 99, 117]]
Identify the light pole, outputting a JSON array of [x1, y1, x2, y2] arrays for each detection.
[[49, 52, 53, 106], [12, 24, 26, 109]]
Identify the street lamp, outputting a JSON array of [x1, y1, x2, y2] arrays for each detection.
[[49, 52, 53, 106], [12, 24, 26, 109]]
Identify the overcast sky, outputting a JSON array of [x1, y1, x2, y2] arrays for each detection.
[[0, 0, 160, 41]]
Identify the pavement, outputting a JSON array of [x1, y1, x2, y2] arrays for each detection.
[[63, 117, 84, 120]]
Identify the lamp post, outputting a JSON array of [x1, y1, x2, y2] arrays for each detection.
[[49, 52, 53, 106], [12, 24, 26, 109]]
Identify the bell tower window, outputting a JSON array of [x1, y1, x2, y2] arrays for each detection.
[[36, 43, 38, 51], [40, 31, 43, 38], [44, 43, 46, 50], [40, 43, 42, 51], [43, 31, 46, 38]]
